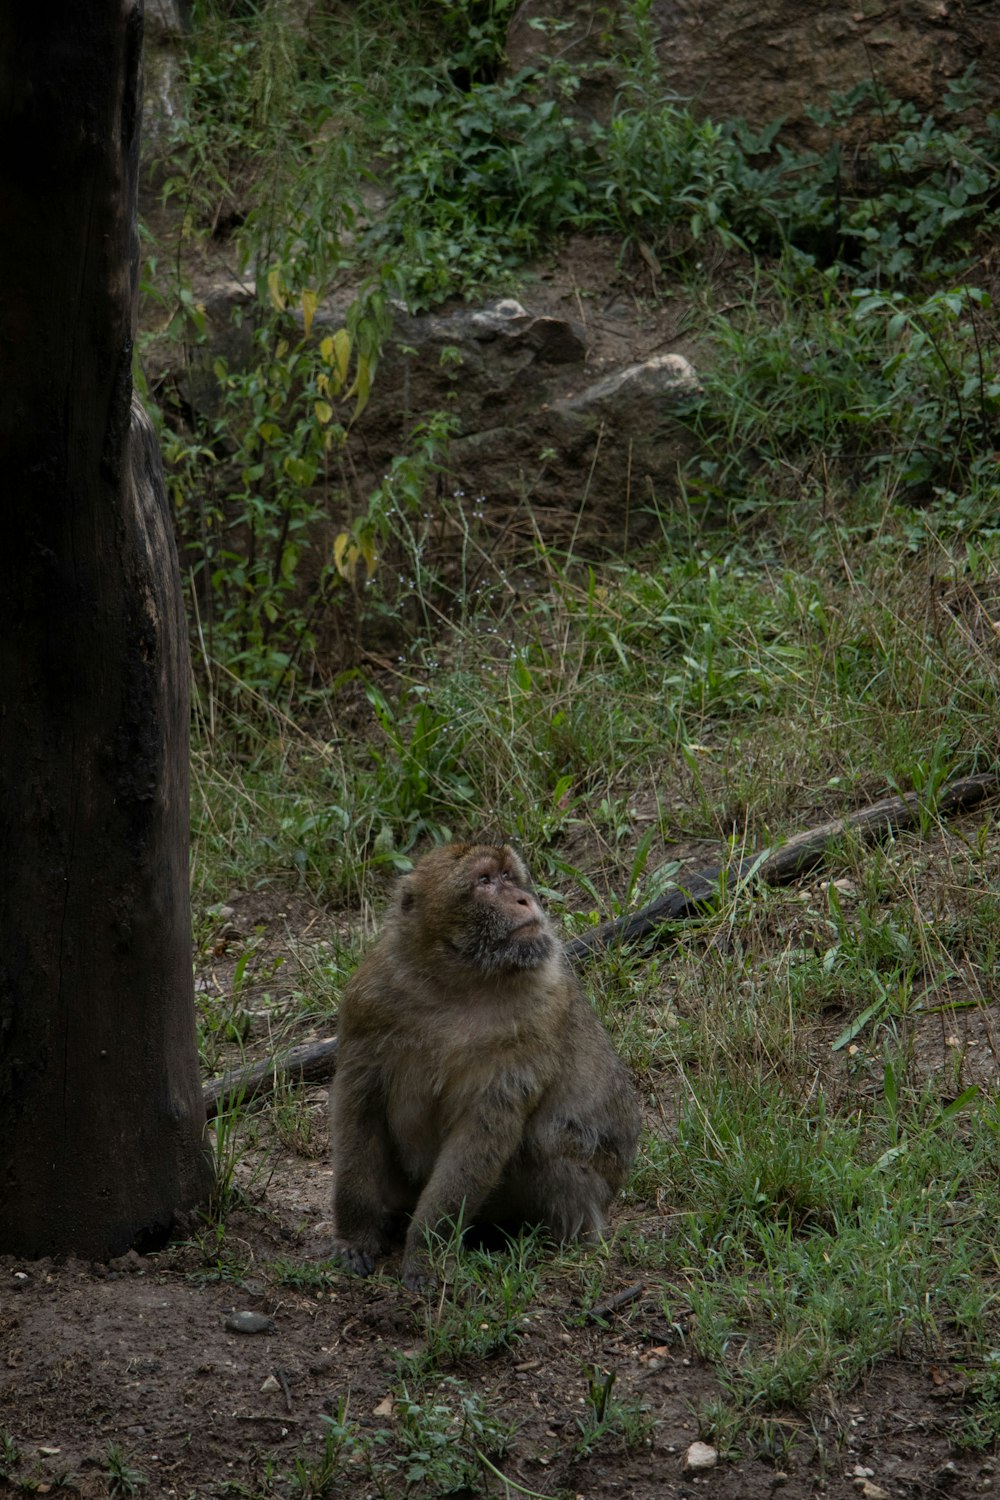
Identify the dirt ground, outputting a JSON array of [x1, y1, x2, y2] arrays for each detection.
[[3, 836, 1000, 1500], [2, 1137, 997, 1500]]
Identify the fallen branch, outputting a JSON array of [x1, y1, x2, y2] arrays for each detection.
[[203, 1036, 338, 1120], [564, 770, 998, 960], [202, 772, 999, 1115], [587, 1282, 644, 1323]]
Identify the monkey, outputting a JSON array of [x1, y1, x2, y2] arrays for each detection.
[[328, 841, 640, 1289]]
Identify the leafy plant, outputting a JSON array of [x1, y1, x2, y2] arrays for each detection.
[[388, 1381, 517, 1493], [851, 284, 999, 493], [0, 1434, 21, 1482], [290, 1380, 517, 1498], [367, 67, 592, 308], [573, 1365, 652, 1457], [166, 284, 391, 697], [104, 1444, 147, 1499]]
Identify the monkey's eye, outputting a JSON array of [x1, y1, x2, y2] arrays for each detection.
[[477, 872, 492, 885]]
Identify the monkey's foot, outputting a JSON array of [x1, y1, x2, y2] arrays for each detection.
[[401, 1261, 438, 1294]]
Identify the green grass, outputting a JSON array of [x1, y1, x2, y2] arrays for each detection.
[[183, 438, 1000, 1454]]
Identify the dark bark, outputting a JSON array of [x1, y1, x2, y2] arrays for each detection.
[[0, 2, 211, 1257]]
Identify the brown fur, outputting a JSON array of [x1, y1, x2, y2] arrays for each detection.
[[328, 842, 640, 1287]]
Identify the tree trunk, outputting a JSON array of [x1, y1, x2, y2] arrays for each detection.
[[0, 2, 212, 1257]]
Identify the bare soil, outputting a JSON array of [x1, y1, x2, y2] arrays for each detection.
[[2, 1139, 997, 1500]]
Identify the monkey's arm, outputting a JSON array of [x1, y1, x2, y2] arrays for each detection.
[[330, 1065, 398, 1276], [401, 1077, 536, 1288]]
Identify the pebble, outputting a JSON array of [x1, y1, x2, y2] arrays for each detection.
[[683, 1441, 718, 1473], [224, 1310, 275, 1335]]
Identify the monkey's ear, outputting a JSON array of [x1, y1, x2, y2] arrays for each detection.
[[399, 876, 417, 913]]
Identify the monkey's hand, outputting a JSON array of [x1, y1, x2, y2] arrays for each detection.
[[328, 1240, 378, 1277], [401, 1086, 531, 1285]]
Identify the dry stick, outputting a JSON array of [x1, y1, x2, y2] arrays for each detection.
[[587, 1282, 644, 1323], [201, 772, 999, 1118], [203, 1036, 339, 1120], [565, 771, 999, 960]]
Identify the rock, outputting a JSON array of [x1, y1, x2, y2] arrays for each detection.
[[554, 353, 700, 417], [469, 300, 586, 362], [224, 1310, 276, 1335], [683, 1440, 718, 1473], [470, 299, 533, 337], [524, 315, 588, 364]]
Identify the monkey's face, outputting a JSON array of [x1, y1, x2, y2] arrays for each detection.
[[402, 844, 555, 976], [459, 853, 555, 974]]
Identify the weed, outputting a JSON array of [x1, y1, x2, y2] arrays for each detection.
[[271, 1082, 324, 1157], [389, 1380, 517, 1492], [288, 1398, 364, 1497], [269, 1259, 339, 1295], [185, 1220, 254, 1285], [955, 1361, 1000, 1452], [397, 1222, 542, 1377], [0, 1434, 20, 1481], [205, 1093, 255, 1223], [104, 1444, 147, 1498], [287, 1379, 519, 1497], [573, 1365, 652, 1457]]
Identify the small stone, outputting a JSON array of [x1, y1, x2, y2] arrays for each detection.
[[224, 1310, 275, 1335], [857, 1484, 890, 1500], [261, 1375, 281, 1393], [470, 299, 531, 338], [683, 1441, 718, 1473], [524, 315, 587, 364], [555, 353, 700, 417], [108, 1249, 144, 1274]]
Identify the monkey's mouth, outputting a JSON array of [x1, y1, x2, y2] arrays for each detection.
[[512, 918, 542, 936]]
